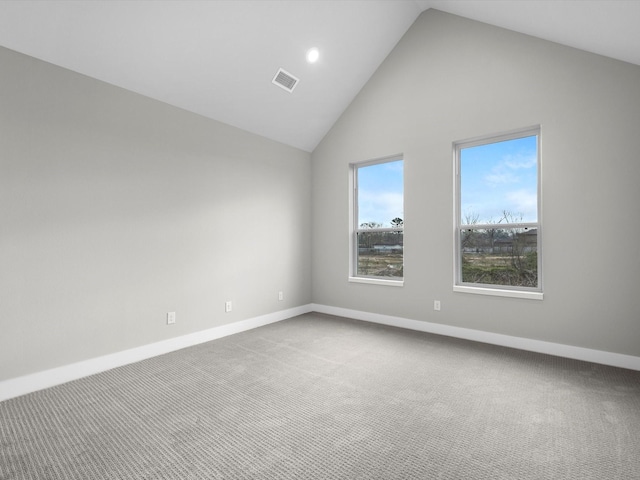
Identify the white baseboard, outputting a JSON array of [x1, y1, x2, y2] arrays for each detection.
[[0, 304, 313, 402], [310, 304, 640, 371], [3, 302, 638, 402]]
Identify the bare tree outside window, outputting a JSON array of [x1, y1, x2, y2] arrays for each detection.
[[460, 211, 537, 287]]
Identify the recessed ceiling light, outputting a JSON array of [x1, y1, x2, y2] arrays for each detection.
[[306, 47, 319, 64]]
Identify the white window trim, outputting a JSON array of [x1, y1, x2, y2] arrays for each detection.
[[348, 276, 404, 287], [453, 285, 543, 300], [349, 154, 404, 286], [453, 126, 543, 300]]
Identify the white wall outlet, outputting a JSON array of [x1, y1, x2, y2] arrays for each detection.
[[225, 301, 232, 313], [167, 311, 176, 325], [278, 291, 284, 301], [434, 300, 441, 311]]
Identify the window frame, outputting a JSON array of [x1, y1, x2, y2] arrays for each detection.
[[349, 155, 404, 287], [453, 126, 543, 300]]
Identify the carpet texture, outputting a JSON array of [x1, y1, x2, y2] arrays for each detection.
[[1, 313, 639, 479]]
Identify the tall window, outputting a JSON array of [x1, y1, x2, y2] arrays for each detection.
[[454, 127, 542, 299], [351, 157, 404, 284]]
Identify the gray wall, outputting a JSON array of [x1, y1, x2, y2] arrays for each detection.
[[311, 10, 640, 356], [0, 46, 311, 381]]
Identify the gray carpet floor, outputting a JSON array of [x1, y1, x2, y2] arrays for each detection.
[[1, 312, 639, 479]]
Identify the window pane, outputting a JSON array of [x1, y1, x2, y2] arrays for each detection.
[[461, 228, 537, 288], [460, 135, 537, 224], [357, 231, 403, 278], [357, 160, 404, 228]]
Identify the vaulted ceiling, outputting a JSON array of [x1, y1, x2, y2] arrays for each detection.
[[1, 1, 638, 152]]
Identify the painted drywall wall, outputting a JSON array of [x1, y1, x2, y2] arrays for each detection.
[[311, 10, 640, 357], [0, 46, 311, 381]]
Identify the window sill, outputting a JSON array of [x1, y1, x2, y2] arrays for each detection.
[[349, 277, 404, 287], [454, 285, 543, 300]]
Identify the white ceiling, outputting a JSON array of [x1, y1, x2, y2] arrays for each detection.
[[1, 0, 638, 152]]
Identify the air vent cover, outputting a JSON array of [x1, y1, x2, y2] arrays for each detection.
[[272, 68, 299, 93]]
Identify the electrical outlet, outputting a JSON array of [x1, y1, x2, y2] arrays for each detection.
[[433, 300, 441, 311], [225, 301, 232, 313], [167, 311, 176, 325], [278, 291, 284, 301]]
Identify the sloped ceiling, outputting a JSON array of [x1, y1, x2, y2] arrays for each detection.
[[0, 1, 638, 152]]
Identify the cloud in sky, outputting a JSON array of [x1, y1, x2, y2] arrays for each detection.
[[483, 153, 536, 187], [461, 135, 538, 224], [504, 153, 537, 170], [506, 189, 538, 221], [358, 191, 403, 226]]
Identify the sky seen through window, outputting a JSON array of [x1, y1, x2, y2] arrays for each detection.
[[461, 135, 538, 224], [357, 160, 404, 227]]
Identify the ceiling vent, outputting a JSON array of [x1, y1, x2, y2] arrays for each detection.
[[272, 68, 299, 93]]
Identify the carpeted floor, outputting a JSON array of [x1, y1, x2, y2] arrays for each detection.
[[1, 312, 639, 479]]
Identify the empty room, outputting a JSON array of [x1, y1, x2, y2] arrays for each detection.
[[1, 1, 639, 478]]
